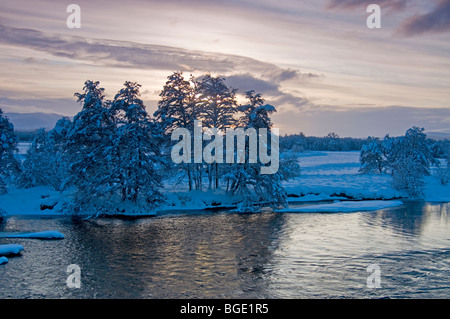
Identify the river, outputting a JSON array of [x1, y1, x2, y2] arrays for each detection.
[[0, 201, 449, 298]]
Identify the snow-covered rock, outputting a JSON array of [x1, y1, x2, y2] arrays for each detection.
[[0, 244, 24, 256], [5, 230, 64, 239]]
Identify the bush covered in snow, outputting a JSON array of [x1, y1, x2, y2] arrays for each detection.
[[0, 108, 20, 194], [359, 127, 439, 198]]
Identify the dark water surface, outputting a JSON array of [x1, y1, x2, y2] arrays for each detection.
[[0, 201, 449, 298]]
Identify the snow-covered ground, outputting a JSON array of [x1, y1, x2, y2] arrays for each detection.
[[0, 244, 24, 256], [284, 151, 450, 203], [0, 151, 449, 217], [1, 230, 64, 239]]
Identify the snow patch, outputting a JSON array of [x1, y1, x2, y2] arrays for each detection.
[[4, 230, 64, 239], [0, 151, 448, 217], [0, 244, 24, 256]]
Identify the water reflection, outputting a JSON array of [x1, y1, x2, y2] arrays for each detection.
[[0, 202, 449, 298], [0, 212, 286, 298], [267, 202, 450, 298]]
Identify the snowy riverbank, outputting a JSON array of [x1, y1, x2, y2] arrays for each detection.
[[1, 151, 449, 217], [283, 151, 450, 203]]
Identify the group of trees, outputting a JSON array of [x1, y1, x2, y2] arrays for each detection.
[[281, 125, 449, 198], [2, 73, 449, 212], [359, 127, 449, 197], [0, 72, 301, 214], [154, 72, 300, 211], [1, 81, 166, 215], [280, 132, 369, 152]]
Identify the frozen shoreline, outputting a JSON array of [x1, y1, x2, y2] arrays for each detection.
[[1, 151, 449, 217]]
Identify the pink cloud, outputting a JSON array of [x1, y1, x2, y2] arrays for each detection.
[[397, 0, 450, 36]]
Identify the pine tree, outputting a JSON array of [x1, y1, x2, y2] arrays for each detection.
[[226, 90, 293, 212], [154, 72, 201, 191], [19, 129, 53, 189], [388, 127, 436, 197], [440, 146, 450, 185], [154, 71, 199, 134], [198, 74, 238, 189], [109, 81, 165, 210], [237, 90, 275, 129], [65, 80, 115, 212], [389, 127, 435, 176], [391, 155, 425, 198], [0, 109, 20, 194], [198, 74, 237, 130], [359, 136, 389, 174], [18, 118, 71, 191]]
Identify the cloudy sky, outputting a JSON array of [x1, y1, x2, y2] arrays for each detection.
[[0, 0, 449, 137]]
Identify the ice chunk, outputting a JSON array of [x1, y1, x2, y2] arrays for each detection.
[[5, 230, 64, 239], [0, 244, 24, 256]]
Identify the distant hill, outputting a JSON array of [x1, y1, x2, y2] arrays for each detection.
[[426, 130, 450, 141], [5, 112, 67, 131]]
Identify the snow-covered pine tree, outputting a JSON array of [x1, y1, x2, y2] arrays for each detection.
[[390, 127, 435, 176], [18, 118, 71, 191], [389, 127, 436, 197], [48, 117, 72, 191], [154, 71, 198, 135], [65, 80, 115, 213], [359, 136, 389, 174], [237, 90, 274, 129], [447, 148, 450, 167], [198, 74, 237, 131], [227, 90, 295, 212], [154, 71, 200, 191], [391, 155, 426, 198], [109, 81, 165, 211], [198, 74, 238, 189], [442, 146, 450, 185], [0, 108, 20, 194], [325, 132, 342, 151]]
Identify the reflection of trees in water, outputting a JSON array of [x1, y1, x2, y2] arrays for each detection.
[[68, 212, 286, 298], [362, 201, 449, 237]]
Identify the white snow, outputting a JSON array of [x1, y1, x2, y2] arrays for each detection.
[[0, 151, 448, 217], [283, 151, 450, 202], [276, 200, 404, 213], [0, 186, 74, 216], [4, 230, 64, 239], [423, 175, 450, 202], [0, 244, 24, 256], [283, 151, 402, 200]]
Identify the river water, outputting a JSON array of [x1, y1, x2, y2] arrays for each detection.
[[0, 201, 449, 299]]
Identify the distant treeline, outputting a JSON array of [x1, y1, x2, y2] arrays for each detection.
[[280, 132, 450, 157], [16, 128, 450, 157], [15, 129, 47, 142]]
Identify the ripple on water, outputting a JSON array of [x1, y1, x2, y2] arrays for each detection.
[[0, 202, 449, 298]]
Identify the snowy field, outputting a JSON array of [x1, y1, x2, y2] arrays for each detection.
[[1, 150, 449, 217], [283, 151, 450, 203]]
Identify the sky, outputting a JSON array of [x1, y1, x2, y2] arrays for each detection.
[[0, 0, 449, 137]]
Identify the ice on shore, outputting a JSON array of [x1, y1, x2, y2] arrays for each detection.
[[276, 200, 404, 213], [0, 244, 24, 256], [0, 151, 448, 217], [4, 230, 64, 240]]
